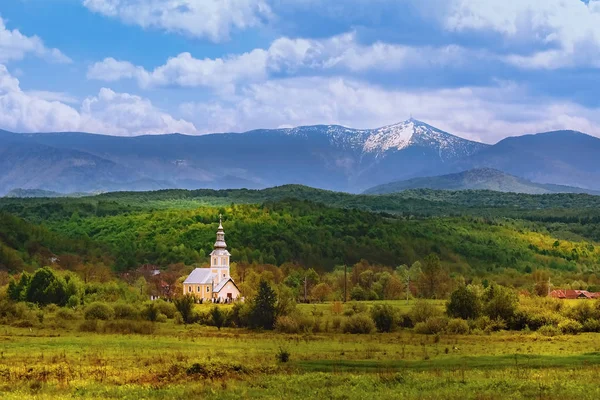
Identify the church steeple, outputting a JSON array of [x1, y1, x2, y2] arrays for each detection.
[[214, 214, 227, 250]]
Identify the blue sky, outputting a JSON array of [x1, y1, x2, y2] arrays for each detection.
[[1, 0, 600, 143]]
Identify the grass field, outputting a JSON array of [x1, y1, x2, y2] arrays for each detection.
[[1, 300, 600, 399]]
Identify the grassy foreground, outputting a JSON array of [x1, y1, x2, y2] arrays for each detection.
[[1, 313, 600, 400]]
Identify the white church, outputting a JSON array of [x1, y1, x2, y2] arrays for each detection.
[[183, 217, 240, 302]]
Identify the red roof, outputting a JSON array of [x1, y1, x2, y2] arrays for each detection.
[[549, 289, 599, 299]]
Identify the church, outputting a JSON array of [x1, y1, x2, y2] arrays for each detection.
[[183, 217, 240, 302]]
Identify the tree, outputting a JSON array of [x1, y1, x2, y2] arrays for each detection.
[[7, 272, 31, 302], [446, 286, 481, 320], [311, 283, 332, 302], [417, 254, 451, 299], [210, 306, 226, 330], [249, 280, 278, 330], [174, 295, 196, 324], [482, 284, 518, 322], [26, 267, 68, 306]]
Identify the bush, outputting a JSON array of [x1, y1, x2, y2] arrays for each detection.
[[174, 295, 197, 324], [558, 319, 583, 335], [343, 313, 375, 334], [154, 300, 177, 319], [474, 316, 506, 332], [84, 302, 114, 320], [141, 302, 160, 322], [370, 305, 397, 332], [228, 302, 251, 328], [538, 324, 561, 337], [104, 320, 156, 335], [482, 284, 518, 322], [56, 308, 78, 321], [79, 319, 100, 332], [275, 316, 299, 334], [414, 317, 448, 335], [410, 300, 441, 324], [276, 347, 290, 363], [582, 319, 600, 333], [446, 286, 481, 320], [113, 303, 139, 320], [332, 317, 342, 332], [210, 306, 226, 330], [446, 318, 470, 334]]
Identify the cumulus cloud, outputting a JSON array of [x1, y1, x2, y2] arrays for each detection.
[[88, 32, 489, 92], [82, 0, 272, 42], [179, 77, 600, 142], [0, 17, 71, 63], [0, 64, 196, 135], [444, 0, 600, 69]]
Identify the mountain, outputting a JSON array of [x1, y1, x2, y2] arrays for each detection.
[[364, 168, 600, 195], [448, 130, 600, 190], [0, 119, 486, 195]]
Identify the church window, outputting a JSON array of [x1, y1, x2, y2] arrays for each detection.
[[197, 286, 200, 293], [206, 286, 210, 293], [188, 286, 191, 293]]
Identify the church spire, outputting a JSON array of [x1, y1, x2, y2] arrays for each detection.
[[214, 214, 227, 249]]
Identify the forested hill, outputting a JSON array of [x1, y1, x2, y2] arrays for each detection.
[[1, 187, 600, 284]]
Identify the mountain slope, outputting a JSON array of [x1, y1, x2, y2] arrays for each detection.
[[0, 119, 487, 195], [364, 168, 600, 195], [448, 130, 600, 190]]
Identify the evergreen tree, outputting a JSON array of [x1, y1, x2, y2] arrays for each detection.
[[250, 280, 278, 330]]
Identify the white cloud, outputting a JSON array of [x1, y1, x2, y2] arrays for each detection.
[[444, 0, 600, 69], [179, 76, 600, 142], [0, 64, 196, 136], [0, 17, 71, 64], [82, 0, 272, 42], [88, 32, 488, 91]]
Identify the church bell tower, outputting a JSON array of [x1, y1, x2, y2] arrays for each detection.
[[210, 215, 230, 284]]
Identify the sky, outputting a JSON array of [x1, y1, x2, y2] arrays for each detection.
[[1, 0, 600, 143]]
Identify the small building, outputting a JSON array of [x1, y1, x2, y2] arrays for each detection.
[[549, 289, 600, 299], [183, 217, 240, 302]]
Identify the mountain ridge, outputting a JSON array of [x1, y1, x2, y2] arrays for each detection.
[[364, 168, 600, 195], [1, 120, 599, 195]]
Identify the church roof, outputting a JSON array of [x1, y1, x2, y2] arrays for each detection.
[[183, 268, 214, 284], [213, 277, 238, 293]]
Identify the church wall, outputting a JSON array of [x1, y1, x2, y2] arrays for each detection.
[[183, 284, 212, 300], [214, 281, 240, 301]]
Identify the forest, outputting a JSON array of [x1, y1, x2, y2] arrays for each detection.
[[1, 186, 600, 299]]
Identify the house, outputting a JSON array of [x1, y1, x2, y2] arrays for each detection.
[[182, 216, 240, 302], [549, 289, 600, 299]]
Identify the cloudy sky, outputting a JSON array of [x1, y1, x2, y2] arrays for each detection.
[[1, 0, 600, 142]]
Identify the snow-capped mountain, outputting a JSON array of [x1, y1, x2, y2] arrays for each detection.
[[283, 119, 487, 160], [0, 119, 489, 194]]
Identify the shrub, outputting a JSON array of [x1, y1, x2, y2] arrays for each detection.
[[414, 317, 448, 335], [141, 302, 160, 322], [275, 316, 299, 334], [79, 319, 100, 332], [343, 313, 375, 334], [104, 320, 156, 335], [276, 347, 290, 363], [228, 302, 251, 328], [210, 306, 226, 330], [84, 302, 114, 320], [370, 305, 397, 332], [174, 295, 197, 324], [113, 303, 139, 320], [25, 267, 69, 306], [332, 317, 342, 332], [582, 319, 600, 333], [56, 308, 77, 321], [398, 313, 414, 328], [446, 318, 470, 334], [410, 300, 441, 324], [66, 295, 80, 308], [446, 286, 481, 320], [474, 316, 506, 332], [511, 307, 562, 331], [154, 300, 177, 319], [558, 319, 583, 335], [567, 301, 598, 324], [538, 324, 561, 337]]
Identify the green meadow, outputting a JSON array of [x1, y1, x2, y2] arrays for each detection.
[[1, 301, 600, 400]]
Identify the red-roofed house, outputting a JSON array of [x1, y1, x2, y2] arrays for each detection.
[[549, 289, 600, 299]]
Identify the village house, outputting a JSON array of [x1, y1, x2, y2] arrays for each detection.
[[182, 217, 240, 302], [549, 289, 600, 299]]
